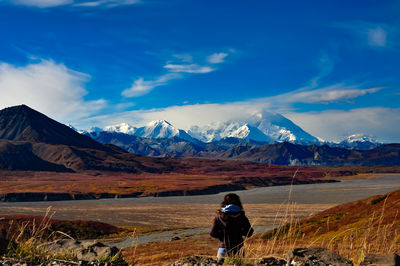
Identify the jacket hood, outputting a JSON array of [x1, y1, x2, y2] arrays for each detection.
[[221, 204, 242, 214], [217, 205, 245, 226]]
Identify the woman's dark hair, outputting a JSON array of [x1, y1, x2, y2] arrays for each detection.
[[221, 193, 243, 209]]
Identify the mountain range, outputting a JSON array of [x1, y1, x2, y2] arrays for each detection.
[[84, 110, 381, 151], [0, 105, 398, 170], [87, 110, 322, 145], [85, 131, 400, 166]]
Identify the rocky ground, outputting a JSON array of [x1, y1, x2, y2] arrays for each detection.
[[2, 245, 399, 266], [168, 248, 400, 266], [0, 239, 128, 266]]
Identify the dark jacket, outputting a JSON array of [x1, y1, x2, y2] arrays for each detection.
[[210, 210, 254, 254]]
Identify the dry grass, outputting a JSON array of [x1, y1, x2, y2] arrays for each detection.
[[4, 207, 70, 263], [1, 208, 127, 264], [118, 173, 400, 266], [244, 190, 400, 266]]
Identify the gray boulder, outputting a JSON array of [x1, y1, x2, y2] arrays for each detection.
[[286, 247, 353, 266], [257, 257, 286, 265], [167, 255, 219, 265], [40, 239, 121, 262], [360, 253, 400, 266]]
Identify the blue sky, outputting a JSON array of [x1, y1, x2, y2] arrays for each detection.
[[0, 0, 399, 142]]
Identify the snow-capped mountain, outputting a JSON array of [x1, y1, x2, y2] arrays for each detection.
[[246, 111, 319, 144], [134, 120, 194, 141], [337, 134, 381, 150], [188, 122, 274, 143], [231, 124, 274, 143], [343, 133, 378, 143], [82, 110, 319, 145], [87, 120, 196, 142], [188, 110, 319, 144]]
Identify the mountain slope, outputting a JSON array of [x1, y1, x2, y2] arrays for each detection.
[[87, 131, 400, 166], [0, 140, 70, 171], [261, 190, 400, 263], [102, 120, 198, 143], [0, 105, 108, 151], [337, 134, 381, 150], [187, 111, 319, 144], [86, 131, 204, 158], [246, 111, 319, 144], [0, 105, 176, 172]]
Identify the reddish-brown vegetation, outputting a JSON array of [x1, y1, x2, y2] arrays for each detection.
[[1, 165, 398, 200], [291, 189, 400, 243], [123, 236, 216, 265], [254, 189, 400, 264], [0, 214, 122, 240], [0, 162, 343, 198]]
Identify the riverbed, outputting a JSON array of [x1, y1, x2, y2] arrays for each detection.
[[1, 174, 398, 246]]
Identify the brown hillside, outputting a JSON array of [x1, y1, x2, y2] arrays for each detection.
[[0, 214, 122, 240], [0, 105, 108, 151], [295, 189, 400, 241], [259, 190, 400, 264]]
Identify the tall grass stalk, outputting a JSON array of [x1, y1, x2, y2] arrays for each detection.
[[6, 207, 77, 263], [241, 171, 397, 266]]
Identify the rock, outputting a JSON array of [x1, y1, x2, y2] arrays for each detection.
[[257, 257, 286, 265], [360, 253, 400, 266], [168, 256, 219, 266], [39, 239, 122, 263], [286, 247, 353, 265], [171, 236, 181, 241]]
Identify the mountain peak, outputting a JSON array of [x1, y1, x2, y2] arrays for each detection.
[[0, 105, 107, 150], [147, 120, 172, 127], [247, 110, 319, 144], [333, 133, 381, 150], [343, 133, 378, 143], [102, 119, 196, 142]]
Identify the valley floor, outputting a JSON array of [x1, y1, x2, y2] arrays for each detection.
[[1, 174, 399, 265]]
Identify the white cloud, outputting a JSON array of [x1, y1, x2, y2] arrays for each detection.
[[7, 0, 139, 8], [97, 82, 383, 139], [10, 0, 72, 8], [122, 53, 222, 98], [335, 21, 394, 49], [163, 63, 214, 73], [122, 73, 181, 97], [368, 26, 387, 47], [78, 102, 263, 130], [207, 52, 228, 64], [286, 108, 400, 143], [274, 85, 380, 104], [0, 59, 106, 124], [303, 53, 334, 90]]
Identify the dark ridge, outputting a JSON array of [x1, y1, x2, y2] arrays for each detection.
[[0, 140, 71, 171], [0, 105, 109, 151]]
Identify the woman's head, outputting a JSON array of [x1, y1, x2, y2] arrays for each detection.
[[221, 193, 243, 209]]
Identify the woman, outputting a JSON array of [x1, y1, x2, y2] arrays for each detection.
[[210, 193, 254, 262]]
